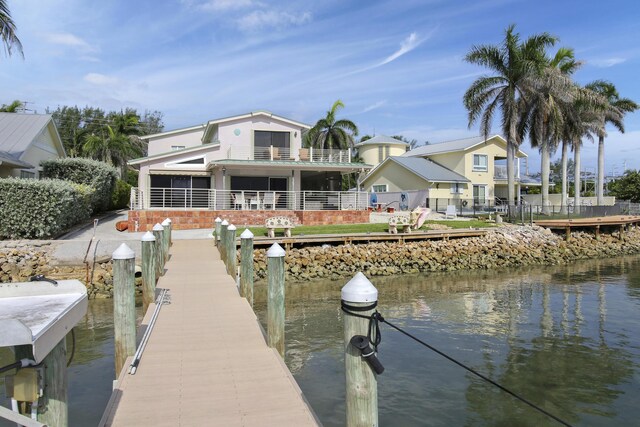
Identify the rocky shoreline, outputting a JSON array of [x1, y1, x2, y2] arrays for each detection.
[[2, 225, 640, 297]]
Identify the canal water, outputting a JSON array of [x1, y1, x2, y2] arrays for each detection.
[[1, 256, 639, 426]]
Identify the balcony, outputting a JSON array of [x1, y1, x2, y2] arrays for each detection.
[[225, 146, 352, 163]]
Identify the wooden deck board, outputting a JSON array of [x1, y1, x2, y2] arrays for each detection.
[[99, 239, 319, 427]]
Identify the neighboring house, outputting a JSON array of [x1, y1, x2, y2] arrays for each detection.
[[354, 135, 409, 166], [0, 113, 66, 178], [360, 135, 540, 207], [129, 110, 371, 210]]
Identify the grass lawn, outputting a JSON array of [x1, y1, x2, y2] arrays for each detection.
[[242, 220, 495, 237]]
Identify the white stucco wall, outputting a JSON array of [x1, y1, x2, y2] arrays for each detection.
[[146, 127, 206, 156]]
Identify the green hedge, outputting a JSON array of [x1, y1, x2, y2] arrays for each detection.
[[41, 158, 117, 213], [111, 179, 132, 209], [0, 178, 93, 239]]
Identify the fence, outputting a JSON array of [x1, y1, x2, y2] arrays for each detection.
[[504, 203, 624, 223]]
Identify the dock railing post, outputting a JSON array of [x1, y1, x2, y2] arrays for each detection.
[[267, 243, 286, 357], [152, 223, 165, 277], [112, 243, 137, 377], [220, 220, 229, 264], [214, 217, 222, 247], [162, 218, 171, 262], [227, 224, 237, 276], [240, 229, 254, 306], [342, 272, 379, 427], [141, 231, 156, 313]]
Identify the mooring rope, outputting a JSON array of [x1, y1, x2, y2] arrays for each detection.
[[341, 302, 574, 427]]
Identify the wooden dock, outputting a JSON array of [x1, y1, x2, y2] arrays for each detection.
[[534, 215, 640, 239], [99, 239, 319, 427]]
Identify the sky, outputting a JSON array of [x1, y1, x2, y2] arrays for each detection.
[[2, 0, 640, 175]]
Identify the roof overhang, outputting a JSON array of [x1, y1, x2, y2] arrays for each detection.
[[141, 124, 206, 141], [128, 144, 216, 166], [0, 153, 34, 168], [149, 169, 211, 176], [208, 159, 371, 172]]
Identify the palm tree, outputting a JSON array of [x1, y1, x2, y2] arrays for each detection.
[[0, 99, 23, 112], [464, 24, 556, 205], [520, 48, 581, 214], [584, 81, 638, 205], [83, 125, 143, 177], [304, 100, 359, 150], [0, 1, 22, 57]]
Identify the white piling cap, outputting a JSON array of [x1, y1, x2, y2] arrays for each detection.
[[228, 224, 237, 231], [221, 219, 229, 226], [112, 243, 135, 260], [341, 272, 378, 303], [162, 218, 171, 226], [141, 231, 156, 242], [267, 242, 285, 258], [240, 229, 254, 239], [215, 217, 222, 223], [152, 223, 164, 231]]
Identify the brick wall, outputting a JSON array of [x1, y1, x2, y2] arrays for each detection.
[[127, 210, 370, 231]]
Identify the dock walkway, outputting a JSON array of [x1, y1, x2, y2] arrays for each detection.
[[99, 239, 319, 426]]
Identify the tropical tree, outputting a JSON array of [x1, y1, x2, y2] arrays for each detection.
[[464, 24, 556, 205], [584, 81, 638, 205], [0, 99, 23, 112], [304, 100, 359, 150], [0, 0, 22, 57], [520, 47, 581, 214]]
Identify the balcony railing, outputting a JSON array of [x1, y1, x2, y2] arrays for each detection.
[[494, 165, 521, 180], [225, 146, 352, 163], [130, 187, 368, 211]]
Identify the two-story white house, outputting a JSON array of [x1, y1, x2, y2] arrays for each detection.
[[129, 110, 371, 212]]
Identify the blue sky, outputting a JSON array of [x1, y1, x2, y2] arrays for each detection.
[[2, 0, 640, 174]]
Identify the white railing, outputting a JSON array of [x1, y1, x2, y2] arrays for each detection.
[[226, 146, 351, 163], [132, 187, 368, 211], [494, 164, 522, 180]]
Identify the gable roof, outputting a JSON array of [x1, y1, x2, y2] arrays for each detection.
[[362, 156, 470, 185], [354, 135, 410, 148], [0, 113, 58, 163], [404, 134, 528, 158]]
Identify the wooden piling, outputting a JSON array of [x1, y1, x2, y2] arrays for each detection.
[[162, 218, 171, 262], [40, 338, 68, 427], [165, 217, 172, 247], [342, 272, 379, 427], [112, 243, 137, 377], [214, 217, 222, 247], [141, 231, 156, 313], [267, 243, 286, 357], [240, 229, 254, 307], [226, 224, 237, 277], [152, 223, 165, 277], [220, 220, 229, 263]]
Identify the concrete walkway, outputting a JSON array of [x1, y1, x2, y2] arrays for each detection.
[[99, 239, 319, 427]]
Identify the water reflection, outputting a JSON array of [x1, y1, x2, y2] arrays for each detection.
[[255, 256, 640, 426]]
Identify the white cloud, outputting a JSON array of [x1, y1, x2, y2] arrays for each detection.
[[43, 32, 96, 52], [379, 32, 423, 66], [84, 73, 119, 86], [237, 10, 312, 32], [361, 101, 386, 113], [589, 57, 627, 68]]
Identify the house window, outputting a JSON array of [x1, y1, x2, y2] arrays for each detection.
[[171, 145, 185, 151], [176, 157, 205, 165], [473, 154, 488, 171], [254, 131, 290, 159], [378, 146, 384, 163], [20, 170, 35, 179], [473, 185, 487, 203], [450, 183, 464, 194], [372, 184, 388, 193]]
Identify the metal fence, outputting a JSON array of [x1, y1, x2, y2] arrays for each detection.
[[504, 204, 624, 223]]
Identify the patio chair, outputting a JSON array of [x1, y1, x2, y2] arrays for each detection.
[[263, 192, 280, 210], [299, 148, 310, 161], [445, 205, 457, 219], [271, 147, 281, 160], [232, 193, 246, 210]]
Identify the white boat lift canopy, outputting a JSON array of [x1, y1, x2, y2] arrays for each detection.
[[0, 280, 87, 363]]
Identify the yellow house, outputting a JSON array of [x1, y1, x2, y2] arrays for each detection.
[[0, 113, 66, 178], [360, 135, 539, 208]]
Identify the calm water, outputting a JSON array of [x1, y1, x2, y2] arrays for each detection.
[[253, 258, 640, 426], [1, 257, 639, 426]]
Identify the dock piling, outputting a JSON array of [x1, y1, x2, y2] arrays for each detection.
[[226, 224, 237, 276], [214, 217, 222, 247], [141, 231, 156, 313], [220, 220, 229, 264], [267, 243, 286, 357], [112, 243, 137, 377], [152, 223, 165, 277], [161, 218, 171, 262], [240, 229, 254, 307], [342, 272, 379, 427]]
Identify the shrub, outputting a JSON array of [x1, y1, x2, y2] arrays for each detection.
[[41, 158, 117, 213], [111, 179, 132, 209], [0, 178, 93, 239]]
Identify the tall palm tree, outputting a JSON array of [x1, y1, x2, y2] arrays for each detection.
[[0, 99, 23, 112], [304, 100, 359, 150], [83, 125, 143, 177], [585, 81, 638, 205], [520, 48, 581, 214], [464, 24, 556, 205], [0, 0, 22, 57]]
